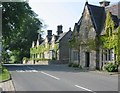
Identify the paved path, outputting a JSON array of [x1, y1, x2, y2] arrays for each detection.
[[0, 80, 15, 91], [3, 64, 118, 92]]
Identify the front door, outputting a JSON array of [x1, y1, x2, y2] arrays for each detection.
[[85, 52, 90, 67]]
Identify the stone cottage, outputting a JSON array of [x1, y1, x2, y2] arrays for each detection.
[[30, 25, 72, 64], [69, 1, 120, 70]]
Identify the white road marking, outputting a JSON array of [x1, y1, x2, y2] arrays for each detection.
[[41, 71, 60, 80], [16, 70, 38, 72], [16, 70, 24, 72], [32, 70, 38, 72], [26, 66, 38, 72], [75, 85, 94, 92]]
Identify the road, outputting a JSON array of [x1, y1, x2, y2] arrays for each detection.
[[4, 64, 118, 92]]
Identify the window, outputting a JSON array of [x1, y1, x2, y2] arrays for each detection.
[[105, 50, 107, 61], [102, 50, 104, 61], [73, 51, 78, 61], [108, 49, 111, 61]]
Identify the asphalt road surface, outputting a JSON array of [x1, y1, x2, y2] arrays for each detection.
[[4, 64, 118, 92]]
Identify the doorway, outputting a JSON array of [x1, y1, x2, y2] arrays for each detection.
[[85, 52, 90, 67]]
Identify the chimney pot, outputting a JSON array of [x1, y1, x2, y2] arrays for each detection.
[[57, 25, 63, 35], [47, 30, 52, 37], [99, 0, 110, 7], [69, 27, 71, 31]]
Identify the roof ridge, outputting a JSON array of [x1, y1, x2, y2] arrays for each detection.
[[87, 3, 105, 33]]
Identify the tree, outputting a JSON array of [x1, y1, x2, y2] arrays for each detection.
[[2, 2, 43, 63]]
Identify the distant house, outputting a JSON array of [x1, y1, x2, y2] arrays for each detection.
[[69, 1, 120, 70], [30, 25, 72, 64]]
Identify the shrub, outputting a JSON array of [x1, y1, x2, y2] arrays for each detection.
[[0, 66, 10, 82], [22, 57, 29, 63], [72, 63, 79, 68], [104, 62, 118, 72], [68, 62, 82, 69], [33, 58, 49, 61], [68, 62, 73, 67], [52, 57, 56, 60], [79, 65, 82, 69]]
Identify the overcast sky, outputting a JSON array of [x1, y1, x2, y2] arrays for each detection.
[[28, 0, 119, 37]]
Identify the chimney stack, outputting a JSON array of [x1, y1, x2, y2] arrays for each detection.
[[57, 25, 63, 35], [69, 27, 71, 31], [47, 30, 52, 37], [99, 0, 110, 7]]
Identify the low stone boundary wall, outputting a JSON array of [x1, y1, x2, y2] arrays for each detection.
[[24, 60, 69, 65]]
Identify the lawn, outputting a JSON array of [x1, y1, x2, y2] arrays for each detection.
[[0, 64, 10, 82]]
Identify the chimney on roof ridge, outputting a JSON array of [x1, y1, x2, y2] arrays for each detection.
[[47, 30, 52, 37], [57, 25, 63, 35], [69, 27, 71, 31], [86, 0, 88, 5], [99, 0, 110, 7]]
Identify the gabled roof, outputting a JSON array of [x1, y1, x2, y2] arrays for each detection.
[[87, 3, 106, 34], [56, 32, 67, 42], [52, 35, 59, 42], [39, 40, 44, 45], [40, 31, 71, 45], [40, 35, 52, 45], [78, 2, 119, 35], [47, 36, 52, 43], [56, 31, 72, 43]]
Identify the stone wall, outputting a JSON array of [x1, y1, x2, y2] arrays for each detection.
[[70, 5, 97, 70], [59, 31, 72, 63], [23, 60, 68, 65]]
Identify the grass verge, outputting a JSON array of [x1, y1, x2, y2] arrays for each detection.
[[0, 64, 10, 82]]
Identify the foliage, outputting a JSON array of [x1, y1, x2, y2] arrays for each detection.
[[69, 32, 80, 50], [54, 43, 59, 52], [68, 62, 73, 67], [68, 62, 82, 68], [105, 12, 114, 37], [2, 2, 43, 63], [100, 12, 116, 49], [104, 62, 118, 72], [52, 57, 56, 60], [69, 29, 96, 51], [30, 45, 50, 54], [72, 63, 79, 68], [23, 57, 49, 61], [100, 12, 119, 64], [30, 43, 59, 59], [0, 66, 10, 82], [9, 50, 21, 63], [69, 23, 96, 67], [33, 58, 49, 61], [118, 26, 120, 65], [22, 57, 29, 62]]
